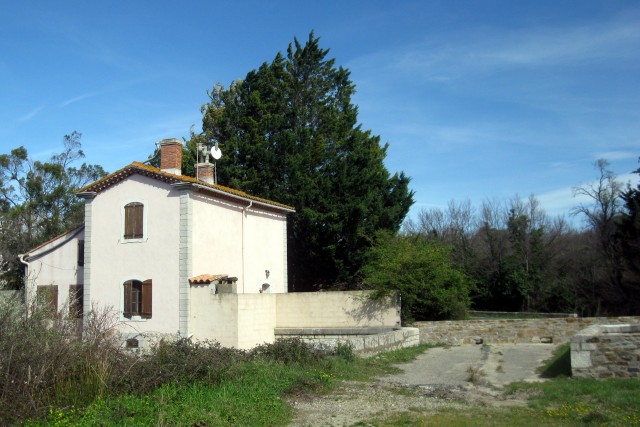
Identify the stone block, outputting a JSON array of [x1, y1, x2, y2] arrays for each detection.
[[571, 350, 592, 369], [579, 343, 598, 351]]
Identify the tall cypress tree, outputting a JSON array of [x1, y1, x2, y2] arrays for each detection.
[[200, 33, 413, 290]]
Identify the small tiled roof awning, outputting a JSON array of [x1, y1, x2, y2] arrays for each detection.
[[189, 274, 238, 285]]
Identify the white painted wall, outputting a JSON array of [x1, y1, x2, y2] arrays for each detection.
[[237, 293, 277, 348], [190, 284, 239, 348], [191, 194, 244, 288], [191, 193, 288, 294], [88, 175, 181, 335], [242, 209, 288, 294], [24, 228, 84, 313]]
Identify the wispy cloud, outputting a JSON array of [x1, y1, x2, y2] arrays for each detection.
[[59, 92, 97, 107], [593, 151, 638, 161], [17, 105, 44, 122], [350, 14, 640, 82]]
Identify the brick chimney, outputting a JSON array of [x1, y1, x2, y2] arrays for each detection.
[[196, 163, 215, 185], [159, 138, 182, 175]]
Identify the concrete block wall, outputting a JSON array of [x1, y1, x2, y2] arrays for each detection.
[[275, 291, 400, 329], [237, 294, 277, 349], [190, 285, 240, 348], [571, 324, 640, 378], [190, 288, 406, 353], [415, 316, 640, 346]]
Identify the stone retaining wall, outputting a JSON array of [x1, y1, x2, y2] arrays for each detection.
[[415, 317, 640, 346], [571, 324, 640, 378], [275, 327, 419, 356]]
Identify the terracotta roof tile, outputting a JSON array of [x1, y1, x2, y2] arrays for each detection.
[[76, 162, 295, 212], [189, 274, 238, 284]]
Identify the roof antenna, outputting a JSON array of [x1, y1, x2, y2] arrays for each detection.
[[196, 141, 222, 184], [211, 141, 222, 184]]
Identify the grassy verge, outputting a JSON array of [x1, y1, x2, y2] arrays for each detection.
[[36, 360, 329, 426], [23, 343, 435, 426], [356, 376, 640, 427]]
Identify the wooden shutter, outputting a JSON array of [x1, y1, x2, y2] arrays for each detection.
[[69, 285, 83, 318], [141, 279, 152, 319], [123, 281, 132, 318], [37, 285, 58, 314], [77, 240, 85, 266], [124, 203, 144, 239]]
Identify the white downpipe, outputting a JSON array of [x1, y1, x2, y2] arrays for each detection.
[[18, 254, 30, 317], [242, 201, 253, 294]]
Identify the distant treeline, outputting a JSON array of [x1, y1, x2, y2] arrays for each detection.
[[402, 159, 640, 317]]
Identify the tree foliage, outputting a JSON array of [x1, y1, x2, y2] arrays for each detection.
[[613, 159, 640, 314], [363, 231, 472, 322], [0, 132, 106, 288], [198, 33, 413, 290]]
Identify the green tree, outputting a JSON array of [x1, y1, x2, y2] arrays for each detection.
[[614, 159, 640, 314], [0, 132, 106, 288], [363, 231, 472, 322], [198, 33, 413, 290]]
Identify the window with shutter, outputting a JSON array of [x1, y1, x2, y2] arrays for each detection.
[[37, 285, 58, 315], [123, 279, 152, 319], [69, 284, 83, 318], [124, 202, 144, 239], [77, 240, 85, 266], [141, 279, 152, 319]]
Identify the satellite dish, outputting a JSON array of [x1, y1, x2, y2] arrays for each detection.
[[211, 143, 222, 160]]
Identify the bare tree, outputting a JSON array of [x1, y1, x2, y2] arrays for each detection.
[[572, 159, 623, 249]]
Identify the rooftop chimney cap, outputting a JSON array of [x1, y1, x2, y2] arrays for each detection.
[[159, 138, 182, 176], [159, 138, 182, 146]]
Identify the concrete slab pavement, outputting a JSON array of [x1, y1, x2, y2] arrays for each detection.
[[381, 343, 558, 388]]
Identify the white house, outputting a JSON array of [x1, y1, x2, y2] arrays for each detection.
[[21, 139, 406, 351]]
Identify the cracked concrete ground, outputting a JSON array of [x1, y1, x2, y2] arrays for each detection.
[[381, 343, 558, 388]]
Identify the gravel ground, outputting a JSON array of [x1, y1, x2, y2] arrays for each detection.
[[287, 379, 535, 426], [287, 344, 554, 426]]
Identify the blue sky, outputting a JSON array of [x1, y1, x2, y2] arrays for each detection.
[[2, 0, 639, 226]]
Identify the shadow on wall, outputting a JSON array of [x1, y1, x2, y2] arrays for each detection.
[[345, 292, 401, 328]]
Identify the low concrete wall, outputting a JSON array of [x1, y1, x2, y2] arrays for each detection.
[[276, 327, 419, 356], [190, 286, 278, 349], [415, 316, 640, 346], [571, 324, 640, 378], [276, 291, 400, 329], [190, 289, 402, 351]]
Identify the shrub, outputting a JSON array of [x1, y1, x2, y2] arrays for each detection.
[[122, 338, 247, 394], [250, 338, 324, 365], [363, 231, 473, 323], [0, 299, 128, 424]]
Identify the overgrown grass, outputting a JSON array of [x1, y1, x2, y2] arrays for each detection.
[[38, 360, 332, 426], [354, 406, 576, 426], [358, 376, 640, 426], [509, 377, 640, 425], [1, 296, 348, 426]]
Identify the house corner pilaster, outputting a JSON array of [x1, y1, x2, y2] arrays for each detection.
[[178, 187, 193, 337]]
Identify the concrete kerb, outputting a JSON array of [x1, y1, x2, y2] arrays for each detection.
[[275, 327, 420, 356]]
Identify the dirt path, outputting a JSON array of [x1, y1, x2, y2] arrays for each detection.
[[287, 344, 556, 426]]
